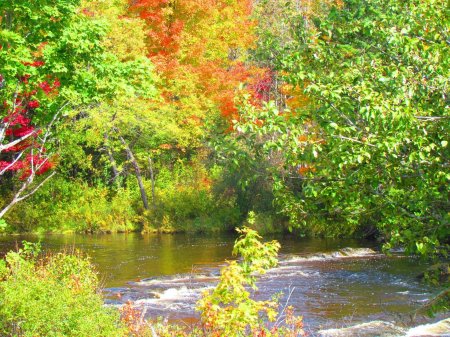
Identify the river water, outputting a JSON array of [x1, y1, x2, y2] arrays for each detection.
[[0, 232, 447, 334]]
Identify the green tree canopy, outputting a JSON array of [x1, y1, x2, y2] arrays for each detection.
[[224, 0, 449, 256]]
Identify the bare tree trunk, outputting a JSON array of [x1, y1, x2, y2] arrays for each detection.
[[103, 133, 120, 186], [148, 156, 156, 210], [107, 146, 120, 183], [118, 135, 149, 210]]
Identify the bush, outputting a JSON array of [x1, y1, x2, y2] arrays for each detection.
[[149, 161, 241, 232], [0, 242, 126, 337], [60, 184, 140, 233], [5, 161, 241, 234], [197, 227, 304, 336]]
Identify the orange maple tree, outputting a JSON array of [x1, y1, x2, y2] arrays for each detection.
[[129, 0, 270, 124]]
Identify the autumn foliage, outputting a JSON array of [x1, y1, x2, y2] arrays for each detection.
[[0, 70, 59, 179], [129, 0, 270, 123]]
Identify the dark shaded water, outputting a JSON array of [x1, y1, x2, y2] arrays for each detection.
[[0, 233, 443, 332]]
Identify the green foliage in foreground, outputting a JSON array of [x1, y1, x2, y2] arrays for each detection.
[[0, 242, 125, 337], [197, 227, 281, 335]]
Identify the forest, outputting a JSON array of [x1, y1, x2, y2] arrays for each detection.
[[1, 0, 448, 255], [0, 0, 449, 335]]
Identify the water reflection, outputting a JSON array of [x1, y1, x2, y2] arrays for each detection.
[[0, 232, 238, 286]]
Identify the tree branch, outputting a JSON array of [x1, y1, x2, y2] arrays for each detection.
[[16, 171, 56, 202], [0, 130, 37, 153], [414, 116, 449, 121], [333, 135, 376, 147], [0, 151, 24, 175]]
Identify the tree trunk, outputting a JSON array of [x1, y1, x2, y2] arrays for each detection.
[[103, 133, 120, 186], [148, 156, 156, 210], [118, 135, 149, 210]]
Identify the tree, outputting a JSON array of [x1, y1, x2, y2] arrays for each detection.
[[61, 0, 160, 211], [130, 0, 260, 139], [0, 0, 157, 218], [0, 74, 60, 218], [0, 0, 88, 217], [223, 0, 449, 256]]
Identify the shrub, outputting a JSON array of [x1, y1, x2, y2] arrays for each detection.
[[0, 242, 126, 337], [197, 227, 305, 336], [149, 161, 241, 232]]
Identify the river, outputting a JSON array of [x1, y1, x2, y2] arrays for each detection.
[[0, 232, 447, 335]]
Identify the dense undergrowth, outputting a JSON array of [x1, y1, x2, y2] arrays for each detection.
[[0, 229, 306, 337], [3, 163, 243, 234]]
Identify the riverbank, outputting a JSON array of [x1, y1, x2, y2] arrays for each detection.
[[0, 212, 300, 236]]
